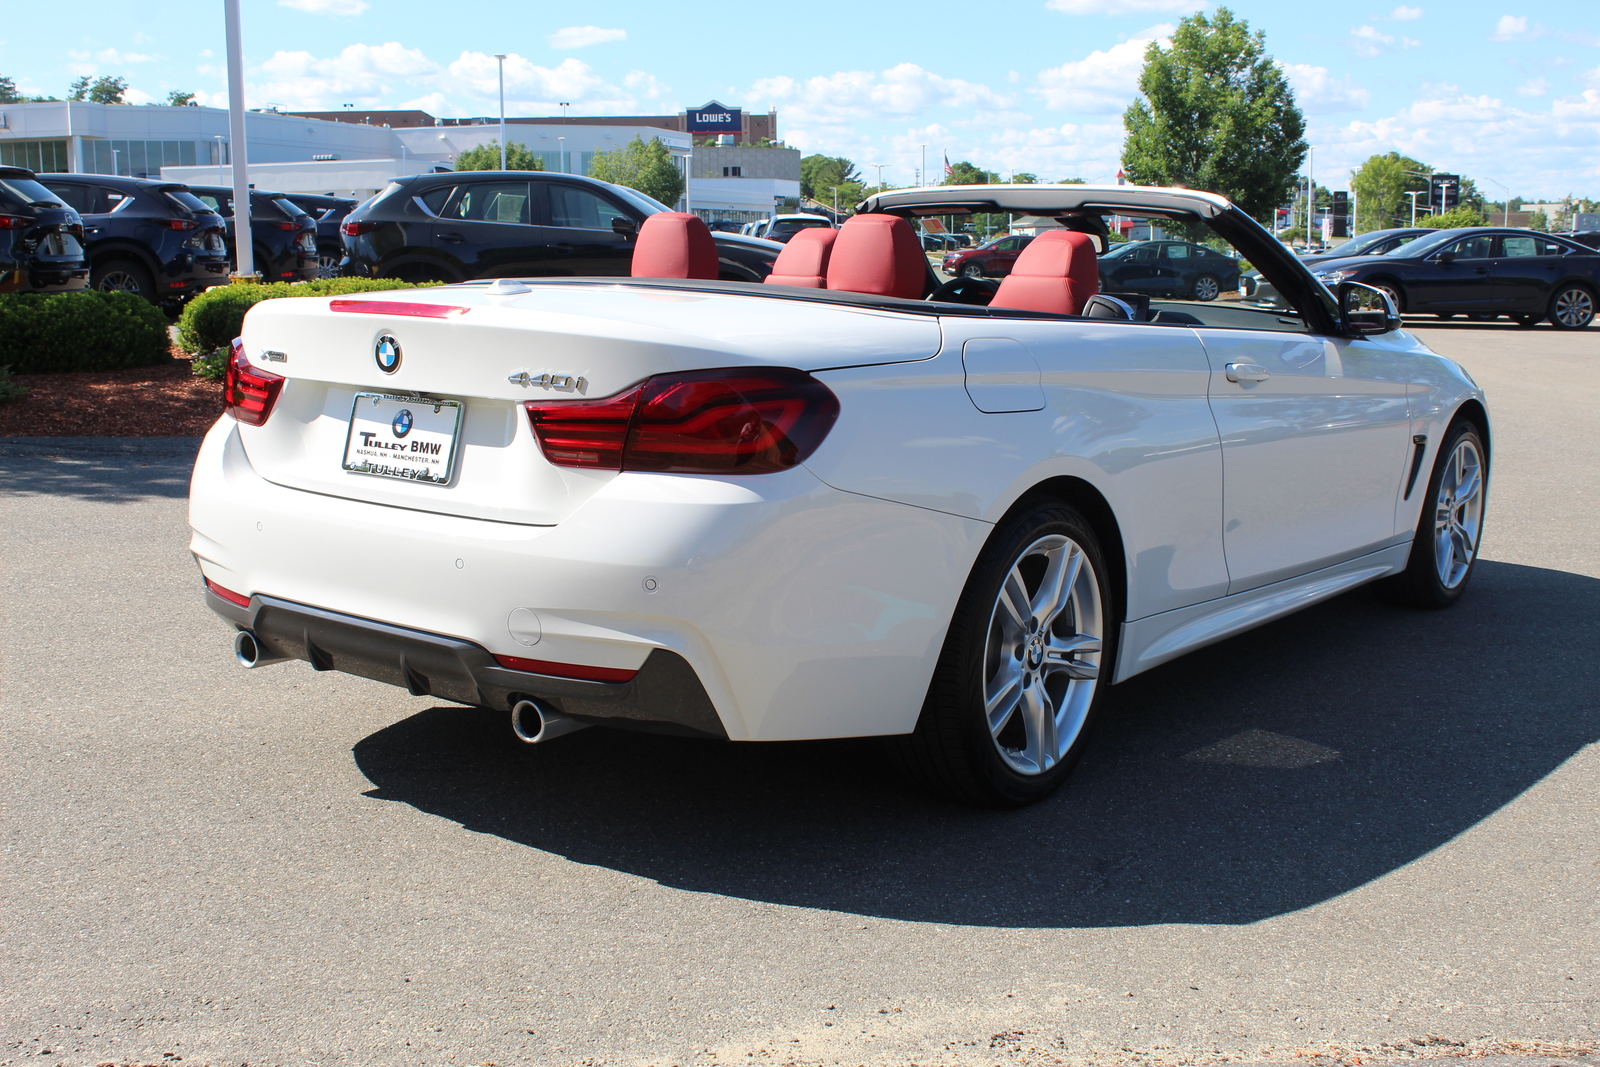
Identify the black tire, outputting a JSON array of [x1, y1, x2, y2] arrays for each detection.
[[1512, 313, 1540, 327], [960, 262, 986, 279], [1435, 313, 1456, 320], [889, 499, 1116, 807], [1380, 419, 1487, 609], [1548, 284, 1595, 329], [91, 258, 156, 302], [1190, 273, 1221, 301], [1370, 281, 1406, 314], [1469, 313, 1499, 321]]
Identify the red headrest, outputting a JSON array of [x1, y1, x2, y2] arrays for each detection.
[[631, 212, 719, 279], [764, 227, 838, 288], [990, 230, 1101, 315], [824, 213, 926, 299]]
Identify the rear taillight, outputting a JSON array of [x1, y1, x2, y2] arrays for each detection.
[[272, 220, 300, 231], [163, 218, 198, 231], [223, 337, 285, 426], [329, 299, 469, 318], [0, 215, 27, 230], [524, 368, 839, 475], [491, 654, 637, 683], [341, 220, 378, 237]]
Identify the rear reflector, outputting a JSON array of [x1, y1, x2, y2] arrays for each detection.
[[329, 299, 469, 319], [492, 654, 638, 684], [204, 577, 251, 608], [223, 337, 285, 426], [524, 367, 839, 474]]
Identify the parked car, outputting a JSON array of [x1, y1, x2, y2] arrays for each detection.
[[756, 213, 836, 244], [1307, 227, 1599, 328], [186, 185, 319, 283], [1555, 230, 1600, 250], [284, 193, 359, 279], [942, 233, 1035, 278], [38, 173, 229, 302], [705, 218, 741, 233], [339, 171, 784, 283], [191, 181, 1487, 807], [1097, 238, 1242, 301], [1241, 227, 1431, 304], [0, 166, 87, 294]]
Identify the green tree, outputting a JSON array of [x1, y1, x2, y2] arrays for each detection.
[[1120, 7, 1306, 221], [588, 135, 684, 206], [943, 160, 999, 185], [69, 75, 129, 104], [1056, 176, 1086, 184], [1350, 152, 1432, 231], [0, 76, 19, 104], [1011, 172, 1039, 184], [800, 155, 862, 202], [1417, 205, 1487, 229], [166, 90, 196, 107], [1527, 210, 1551, 232], [453, 141, 544, 172]]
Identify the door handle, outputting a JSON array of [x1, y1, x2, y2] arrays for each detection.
[[555, 243, 575, 254], [85, 227, 103, 234], [1473, 266, 1490, 275], [439, 232, 464, 243], [1225, 362, 1270, 383]]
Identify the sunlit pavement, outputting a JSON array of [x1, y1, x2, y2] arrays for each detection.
[[1, 323, 1595, 1067]]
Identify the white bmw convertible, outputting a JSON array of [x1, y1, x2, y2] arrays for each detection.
[[189, 183, 1488, 806]]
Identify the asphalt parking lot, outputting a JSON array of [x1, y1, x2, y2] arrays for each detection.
[[2, 320, 1596, 1067]]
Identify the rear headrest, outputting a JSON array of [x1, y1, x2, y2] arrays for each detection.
[[824, 213, 926, 299], [765, 227, 838, 288], [989, 230, 1100, 315], [631, 212, 719, 279]]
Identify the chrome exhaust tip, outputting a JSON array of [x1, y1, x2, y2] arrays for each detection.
[[510, 698, 590, 744], [233, 630, 288, 669]]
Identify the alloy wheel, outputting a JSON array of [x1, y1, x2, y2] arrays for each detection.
[[1433, 437, 1485, 590], [1192, 275, 1220, 301], [961, 263, 986, 279], [317, 255, 340, 280], [982, 534, 1103, 776], [1553, 287, 1594, 328], [96, 271, 142, 293]]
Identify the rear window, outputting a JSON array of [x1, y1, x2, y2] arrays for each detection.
[[194, 192, 230, 216], [266, 195, 309, 220], [0, 177, 68, 211], [163, 189, 214, 216]]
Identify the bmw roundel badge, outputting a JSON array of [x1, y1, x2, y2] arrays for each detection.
[[375, 334, 401, 373], [392, 408, 413, 438]]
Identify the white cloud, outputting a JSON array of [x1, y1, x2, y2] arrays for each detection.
[[277, 0, 369, 14], [248, 42, 438, 109], [1516, 77, 1549, 97], [1387, 5, 1423, 19], [1035, 25, 1170, 112], [623, 70, 668, 100], [1350, 24, 1419, 57], [753, 63, 1011, 131], [1281, 63, 1372, 112], [548, 26, 627, 50], [1489, 15, 1543, 42], [95, 48, 162, 64], [1046, 0, 1200, 13]]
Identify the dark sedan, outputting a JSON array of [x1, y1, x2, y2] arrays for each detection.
[[1309, 227, 1599, 328], [1098, 238, 1241, 301], [1240, 227, 1431, 303], [339, 171, 783, 283]]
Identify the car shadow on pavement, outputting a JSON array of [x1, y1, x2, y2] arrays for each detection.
[[0, 439, 200, 502], [352, 559, 1599, 928]]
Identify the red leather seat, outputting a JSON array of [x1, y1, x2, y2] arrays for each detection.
[[824, 213, 926, 299], [631, 212, 719, 279], [764, 227, 838, 288], [989, 230, 1100, 315]]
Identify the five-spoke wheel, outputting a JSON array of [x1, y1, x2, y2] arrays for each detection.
[[1384, 419, 1487, 608]]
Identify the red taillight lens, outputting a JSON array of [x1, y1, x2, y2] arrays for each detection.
[[164, 218, 198, 231], [273, 220, 299, 231], [329, 299, 469, 318], [492, 654, 637, 683], [204, 577, 251, 608], [341, 220, 378, 237], [0, 215, 27, 230], [223, 337, 285, 426], [524, 368, 839, 475]]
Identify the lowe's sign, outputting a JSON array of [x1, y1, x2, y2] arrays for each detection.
[[686, 101, 742, 134]]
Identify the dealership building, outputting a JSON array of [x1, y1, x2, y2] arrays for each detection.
[[0, 99, 798, 222]]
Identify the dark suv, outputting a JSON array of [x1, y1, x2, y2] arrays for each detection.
[[284, 192, 359, 278], [0, 167, 88, 295], [186, 186, 319, 283], [39, 174, 229, 302], [339, 171, 783, 283]]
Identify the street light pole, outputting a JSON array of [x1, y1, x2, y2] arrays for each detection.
[[1405, 190, 1423, 226], [1306, 146, 1315, 245], [919, 144, 927, 187], [494, 54, 507, 170], [1485, 177, 1512, 226], [871, 162, 885, 192], [557, 136, 565, 174], [223, 0, 253, 277]]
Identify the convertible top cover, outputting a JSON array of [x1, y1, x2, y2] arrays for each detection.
[[857, 183, 1234, 220]]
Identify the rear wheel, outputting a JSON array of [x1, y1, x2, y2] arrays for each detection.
[[1548, 284, 1595, 329], [960, 262, 986, 280], [91, 258, 155, 302], [316, 244, 340, 280], [1190, 273, 1221, 301], [1381, 420, 1487, 609], [890, 500, 1113, 807]]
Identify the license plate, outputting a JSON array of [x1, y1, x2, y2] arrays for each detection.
[[43, 233, 83, 257], [342, 393, 463, 484]]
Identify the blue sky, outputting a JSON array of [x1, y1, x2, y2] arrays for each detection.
[[2, 0, 1596, 197]]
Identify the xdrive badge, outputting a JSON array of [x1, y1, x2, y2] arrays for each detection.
[[375, 334, 401, 374]]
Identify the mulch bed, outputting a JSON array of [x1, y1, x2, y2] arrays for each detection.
[[0, 353, 224, 437]]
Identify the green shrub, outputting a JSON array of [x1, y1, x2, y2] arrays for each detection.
[[0, 290, 171, 374], [191, 347, 228, 382], [0, 364, 27, 403], [176, 277, 439, 356]]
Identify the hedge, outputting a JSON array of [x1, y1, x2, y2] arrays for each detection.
[[0, 290, 171, 374], [176, 277, 439, 356]]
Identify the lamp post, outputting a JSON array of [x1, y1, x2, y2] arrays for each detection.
[[1305, 145, 1315, 246], [871, 162, 885, 193], [1405, 190, 1423, 226], [494, 54, 507, 170], [557, 136, 565, 174], [1485, 177, 1512, 226], [224, 0, 254, 277], [919, 144, 927, 187]]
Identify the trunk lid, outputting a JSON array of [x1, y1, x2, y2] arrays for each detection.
[[234, 282, 941, 525]]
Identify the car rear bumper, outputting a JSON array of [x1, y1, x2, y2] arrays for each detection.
[[188, 418, 986, 742]]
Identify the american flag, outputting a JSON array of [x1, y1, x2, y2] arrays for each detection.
[[944, 152, 953, 178]]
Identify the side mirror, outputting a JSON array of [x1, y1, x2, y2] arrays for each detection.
[[612, 216, 638, 238], [1434, 250, 1457, 264], [1338, 281, 1401, 336]]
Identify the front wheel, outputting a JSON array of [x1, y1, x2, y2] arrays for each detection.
[[1381, 420, 1487, 609], [1190, 273, 1220, 301], [960, 262, 986, 280], [890, 500, 1114, 807], [1548, 284, 1595, 329]]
